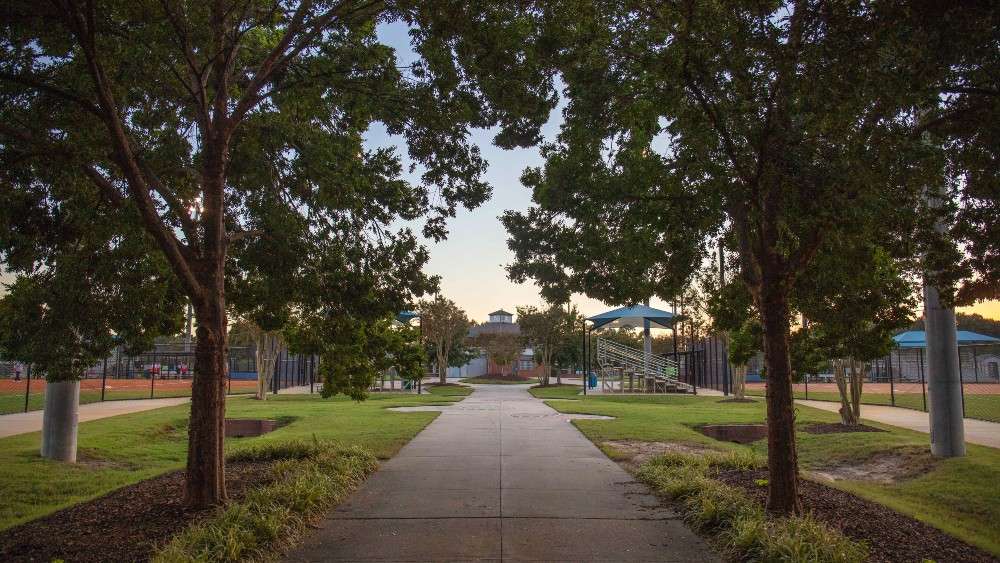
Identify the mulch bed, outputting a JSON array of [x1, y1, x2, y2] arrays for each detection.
[[804, 422, 885, 434], [696, 423, 769, 444], [716, 469, 998, 563], [0, 460, 274, 563]]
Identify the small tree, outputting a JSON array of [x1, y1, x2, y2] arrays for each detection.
[[516, 304, 574, 385], [727, 320, 761, 401], [795, 241, 916, 426], [477, 332, 522, 376], [252, 325, 283, 401], [0, 240, 182, 461], [418, 297, 471, 384]]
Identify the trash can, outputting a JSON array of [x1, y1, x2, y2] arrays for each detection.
[[588, 373, 598, 389]]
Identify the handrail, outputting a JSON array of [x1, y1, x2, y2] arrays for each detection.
[[595, 336, 691, 392]]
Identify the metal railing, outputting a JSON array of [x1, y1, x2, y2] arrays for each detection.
[[595, 337, 692, 393]]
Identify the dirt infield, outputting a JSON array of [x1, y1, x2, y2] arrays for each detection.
[[0, 377, 257, 395], [745, 382, 1000, 395], [0, 377, 258, 415]]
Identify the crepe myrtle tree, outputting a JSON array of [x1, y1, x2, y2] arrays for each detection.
[[516, 303, 576, 386], [1, 1, 554, 506], [418, 297, 471, 384], [476, 331, 522, 377], [502, 1, 960, 513], [0, 188, 183, 461]]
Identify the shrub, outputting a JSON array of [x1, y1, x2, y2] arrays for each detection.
[[638, 452, 868, 563], [154, 442, 377, 563]]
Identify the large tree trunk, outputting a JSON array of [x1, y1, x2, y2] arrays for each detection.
[[186, 278, 228, 508], [759, 282, 802, 515]]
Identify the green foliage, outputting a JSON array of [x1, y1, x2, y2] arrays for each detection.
[[154, 442, 377, 563], [544, 393, 1000, 555], [0, 203, 184, 381], [728, 320, 762, 368], [795, 240, 917, 363], [418, 296, 471, 382], [637, 453, 867, 563], [474, 332, 522, 376], [516, 303, 579, 383], [0, 393, 462, 530], [289, 317, 422, 401]]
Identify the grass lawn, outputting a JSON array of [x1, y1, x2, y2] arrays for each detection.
[[542, 393, 1000, 556], [425, 383, 473, 397], [745, 389, 1000, 423], [459, 375, 537, 384], [528, 383, 583, 399], [0, 392, 464, 531]]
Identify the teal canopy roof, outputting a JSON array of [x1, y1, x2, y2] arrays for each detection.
[[396, 311, 419, 323], [587, 305, 676, 330], [893, 330, 1000, 348]]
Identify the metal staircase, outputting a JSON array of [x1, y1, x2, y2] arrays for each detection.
[[595, 337, 693, 393]]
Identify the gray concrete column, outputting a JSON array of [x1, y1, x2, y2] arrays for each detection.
[[923, 284, 965, 457], [41, 380, 80, 462]]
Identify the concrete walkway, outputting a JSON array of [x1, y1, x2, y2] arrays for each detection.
[[797, 399, 1000, 449], [0, 397, 190, 439], [287, 384, 716, 562]]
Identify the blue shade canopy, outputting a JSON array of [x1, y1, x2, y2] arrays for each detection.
[[587, 305, 676, 330], [396, 311, 419, 323], [893, 330, 1000, 348]]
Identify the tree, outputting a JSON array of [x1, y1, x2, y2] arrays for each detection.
[[418, 297, 471, 384], [252, 324, 283, 401], [2, 1, 552, 506], [502, 1, 952, 514], [727, 320, 761, 402], [794, 240, 916, 425], [476, 332, 522, 377], [0, 196, 183, 460], [516, 304, 574, 385]]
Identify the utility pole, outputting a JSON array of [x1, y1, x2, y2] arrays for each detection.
[[923, 187, 965, 457]]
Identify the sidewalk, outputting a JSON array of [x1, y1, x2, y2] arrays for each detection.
[[797, 399, 1000, 449], [0, 397, 190, 439], [286, 384, 718, 562]]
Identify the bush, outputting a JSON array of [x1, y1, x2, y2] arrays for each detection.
[[638, 452, 868, 563], [154, 441, 377, 563]]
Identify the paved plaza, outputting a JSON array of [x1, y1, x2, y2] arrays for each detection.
[[286, 384, 717, 562]]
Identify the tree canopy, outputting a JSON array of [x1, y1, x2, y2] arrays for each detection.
[[0, 0, 555, 507]]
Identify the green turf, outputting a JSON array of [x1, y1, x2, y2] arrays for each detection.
[[425, 384, 473, 397], [528, 383, 583, 399], [745, 389, 1000, 423], [542, 393, 1000, 556], [0, 392, 464, 531], [459, 376, 538, 384]]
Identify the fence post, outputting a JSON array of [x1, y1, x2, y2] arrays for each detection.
[[804, 372, 809, 400], [23, 364, 32, 413], [889, 353, 895, 407], [101, 356, 108, 401], [919, 348, 927, 411], [973, 347, 979, 383]]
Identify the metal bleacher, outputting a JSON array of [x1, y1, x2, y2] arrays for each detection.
[[595, 337, 693, 394]]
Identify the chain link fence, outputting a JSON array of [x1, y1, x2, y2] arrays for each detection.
[[0, 345, 319, 415]]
